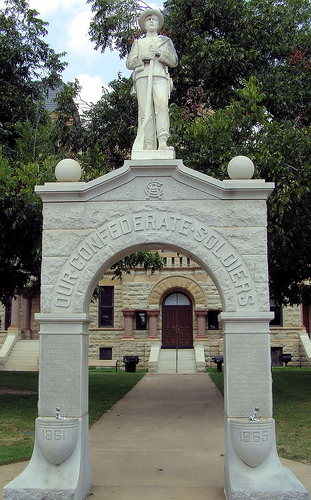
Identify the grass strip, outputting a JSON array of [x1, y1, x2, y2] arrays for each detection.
[[209, 367, 311, 464], [0, 370, 144, 466]]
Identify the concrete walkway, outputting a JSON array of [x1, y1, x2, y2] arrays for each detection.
[[1, 374, 311, 499]]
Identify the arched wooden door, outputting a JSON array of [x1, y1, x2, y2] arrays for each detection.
[[162, 292, 193, 348]]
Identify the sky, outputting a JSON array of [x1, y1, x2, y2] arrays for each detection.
[[1, 0, 163, 106]]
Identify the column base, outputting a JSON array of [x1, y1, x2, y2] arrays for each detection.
[[7, 326, 21, 335], [224, 417, 309, 500], [22, 330, 32, 339], [3, 415, 91, 500]]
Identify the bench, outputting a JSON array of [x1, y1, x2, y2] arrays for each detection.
[[88, 359, 119, 372]]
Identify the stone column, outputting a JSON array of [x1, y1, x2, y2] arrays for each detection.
[[8, 295, 21, 334], [195, 309, 208, 338], [22, 296, 32, 339], [219, 311, 308, 500], [122, 309, 135, 339], [147, 309, 160, 339], [3, 312, 94, 500]]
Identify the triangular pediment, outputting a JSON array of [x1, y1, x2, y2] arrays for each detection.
[[36, 159, 273, 202]]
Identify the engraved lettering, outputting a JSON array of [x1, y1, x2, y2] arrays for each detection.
[[194, 226, 207, 242], [212, 241, 226, 257], [54, 211, 256, 309], [203, 234, 218, 250], [120, 217, 132, 234], [262, 431, 268, 442], [57, 284, 73, 296], [55, 297, 70, 308], [239, 430, 269, 442], [133, 215, 143, 231], [146, 214, 156, 230], [78, 245, 93, 261], [238, 294, 255, 306], [179, 218, 192, 236], [97, 225, 108, 241], [157, 216, 170, 230], [61, 272, 78, 286], [170, 215, 181, 231], [43, 429, 66, 441], [86, 234, 104, 253], [70, 256, 85, 271], [221, 253, 238, 267], [230, 267, 248, 283], [108, 222, 122, 239], [235, 281, 252, 294]]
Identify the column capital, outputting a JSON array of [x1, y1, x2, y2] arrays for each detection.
[[147, 309, 160, 318], [195, 309, 208, 317], [122, 309, 135, 318]]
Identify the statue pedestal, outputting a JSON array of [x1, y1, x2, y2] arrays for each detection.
[[131, 149, 175, 160]]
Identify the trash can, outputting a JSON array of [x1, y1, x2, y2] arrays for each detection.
[[281, 353, 292, 367], [213, 355, 224, 372], [123, 355, 139, 373]]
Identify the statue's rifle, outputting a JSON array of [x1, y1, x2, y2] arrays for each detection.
[[132, 55, 154, 152]]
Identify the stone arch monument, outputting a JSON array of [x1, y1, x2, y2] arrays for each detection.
[[4, 159, 309, 499]]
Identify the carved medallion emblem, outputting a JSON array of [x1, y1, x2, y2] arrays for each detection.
[[145, 179, 163, 199]]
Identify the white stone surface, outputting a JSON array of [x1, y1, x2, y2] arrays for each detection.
[[224, 418, 309, 499], [300, 332, 311, 358], [0, 333, 18, 365], [228, 155, 255, 180], [55, 159, 82, 182], [3, 416, 91, 500], [131, 149, 176, 160], [6, 158, 307, 500]]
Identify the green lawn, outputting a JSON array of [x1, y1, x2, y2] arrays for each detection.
[[209, 367, 311, 464], [0, 369, 144, 466], [1, 368, 311, 466]]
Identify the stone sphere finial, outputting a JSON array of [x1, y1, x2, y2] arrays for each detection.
[[55, 159, 82, 182], [227, 156, 255, 180]]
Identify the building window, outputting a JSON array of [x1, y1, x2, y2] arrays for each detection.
[[302, 304, 310, 336], [270, 301, 283, 326], [271, 346, 283, 367], [99, 347, 112, 360], [5, 298, 12, 330], [136, 311, 147, 330], [98, 287, 114, 327], [208, 310, 220, 330]]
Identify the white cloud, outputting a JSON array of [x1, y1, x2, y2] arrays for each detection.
[[67, 10, 94, 56], [74, 74, 107, 109], [28, 0, 86, 15]]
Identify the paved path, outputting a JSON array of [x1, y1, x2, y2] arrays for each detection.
[[1, 374, 311, 499]]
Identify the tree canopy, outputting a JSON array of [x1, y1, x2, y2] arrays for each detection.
[[1, 0, 311, 308], [87, 0, 311, 306], [0, 0, 67, 156]]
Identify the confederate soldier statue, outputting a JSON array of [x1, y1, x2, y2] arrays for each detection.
[[126, 9, 178, 153]]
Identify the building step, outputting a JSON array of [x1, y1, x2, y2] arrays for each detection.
[[158, 349, 197, 374], [2, 340, 39, 371]]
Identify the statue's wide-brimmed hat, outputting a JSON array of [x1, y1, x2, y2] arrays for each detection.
[[139, 9, 164, 32]]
